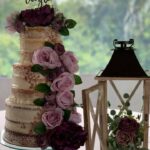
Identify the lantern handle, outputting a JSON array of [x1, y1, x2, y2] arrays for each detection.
[[113, 39, 134, 50]]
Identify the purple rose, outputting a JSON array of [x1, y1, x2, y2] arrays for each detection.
[[54, 43, 65, 55], [56, 91, 74, 109], [69, 111, 82, 124], [20, 5, 55, 27], [48, 121, 87, 150], [42, 108, 63, 129], [32, 47, 61, 69], [118, 117, 139, 133], [61, 51, 79, 73], [51, 72, 74, 92], [116, 130, 135, 146]]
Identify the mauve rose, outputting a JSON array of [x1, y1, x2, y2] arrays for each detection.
[[48, 121, 87, 150], [56, 91, 74, 109], [20, 5, 55, 27], [118, 117, 139, 133], [51, 72, 74, 92], [116, 130, 135, 146], [61, 51, 79, 73], [42, 108, 63, 129], [54, 43, 65, 55], [32, 47, 61, 69], [69, 111, 82, 124]]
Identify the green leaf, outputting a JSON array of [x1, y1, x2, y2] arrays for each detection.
[[34, 98, 45, 106], [35, 83, 51, 93], [127, 110, 132, 115], [40, 68, 54, 76], [34, 122, 46, 135], [108, 101, 111, 107], [59, 27, 69, 36], [123, 93, 130, 99], [71, 90, 75, 97], [63, 109, 71, 121], [65, 19, 77, 29], [110, 110, 116, 116], [31, 64, 43, 73], [74, 74, 82, 85], [125, 101, 130, 107], [44, 42, 54, 48]]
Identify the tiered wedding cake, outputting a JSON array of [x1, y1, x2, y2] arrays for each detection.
[[4, 4, 87, 149], [4, 27, 61, 147]]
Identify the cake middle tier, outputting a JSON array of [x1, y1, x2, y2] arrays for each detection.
[[12, 63, 46, 90]]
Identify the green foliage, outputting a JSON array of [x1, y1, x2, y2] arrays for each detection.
[[35, 83, 51, 93], [63, 109, 71, 121], [74, 74, 82, 84], [34, 98, 45, 106], [34, 122, 46, 135]]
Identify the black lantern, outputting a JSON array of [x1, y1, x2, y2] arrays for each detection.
[[82, 39, 150, 150]]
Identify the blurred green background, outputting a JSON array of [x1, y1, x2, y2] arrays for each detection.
[[0, 0, 150, 77]]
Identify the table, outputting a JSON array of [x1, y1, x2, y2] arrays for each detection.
[[0, 110, 86, 150]]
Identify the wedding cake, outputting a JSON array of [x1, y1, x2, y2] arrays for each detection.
[[4, 4, 87, 149]]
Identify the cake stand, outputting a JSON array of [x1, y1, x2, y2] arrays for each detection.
[[0, 130, 52, 150]]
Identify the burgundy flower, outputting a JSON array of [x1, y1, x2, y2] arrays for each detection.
[[47, 66, 66, 81], [48, 121, 87, 150], [54, 43, 65, 55], [116, 130, 135, 146], [37, 134, 49, 150], [44, 92, 57, 111], [19, 5, 55, 27], [52, 13, 65, 31], [6, 12, 25, 33], [118, 117, 139, 133]]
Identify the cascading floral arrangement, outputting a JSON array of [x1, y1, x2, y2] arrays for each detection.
[[31, 42, 87, 150], [6, 5, 76, 36], [108, 93, 146, 150]]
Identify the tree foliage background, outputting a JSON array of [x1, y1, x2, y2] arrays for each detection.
[[0, 0, 150, 77]]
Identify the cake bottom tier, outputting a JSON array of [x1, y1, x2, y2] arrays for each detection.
[[4, 128, 39, 147]]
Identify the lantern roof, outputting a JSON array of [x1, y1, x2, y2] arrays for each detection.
[[97, 39, 148, 78]]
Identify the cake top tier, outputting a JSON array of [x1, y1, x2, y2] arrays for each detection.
[[6, 4, 77, 36]]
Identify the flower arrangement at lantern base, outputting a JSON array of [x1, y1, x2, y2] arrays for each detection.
[[108, 93, 147, 150]]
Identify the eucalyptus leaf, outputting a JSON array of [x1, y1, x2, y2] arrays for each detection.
[[123, 93, 130, 98], [110, 110, 116, 116], [127, 110, 132, 115], [35, 83, 51, 93], [34, 122, 46, 135]]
